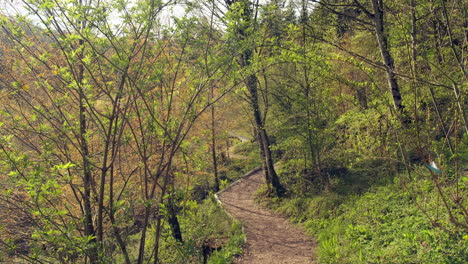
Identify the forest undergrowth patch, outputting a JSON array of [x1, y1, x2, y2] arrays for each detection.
[[261, 166, 468, 264], [123, 196, 244, 264]]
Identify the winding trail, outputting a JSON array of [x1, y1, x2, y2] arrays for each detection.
[[218, 169, 316, 264]]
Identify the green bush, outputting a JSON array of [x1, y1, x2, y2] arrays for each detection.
[[122, 196, 244, 263], [180, 196, 245, 264]]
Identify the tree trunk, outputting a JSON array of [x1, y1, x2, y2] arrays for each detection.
[[226, 0, 283, 196], [168, 204, 183, 243], [109, 166, 131, 264], [247, 73, 283, 195], [79, 81, 98, 264], [210, 87, 220, 192], [256, 127, 271, 190], [153, 168, 172, 264], [77, 34, 98, 262], [430, 0, 444, 64], [75, 1, 98, 260], [153, 212, 163, 264], [371, 0, 404, 111], [259, 128, 283, 195], [137, 205, 151, 264]]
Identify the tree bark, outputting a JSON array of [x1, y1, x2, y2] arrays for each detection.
[[225, 0, 283, 196], [168, 201, 183, 243], [371, 0, 404, 111], [246, 68, 283, 196], [210, 87, 220, 192], [79, 67, 98, 264], [256, 127, 271, 189], [430, 0, 444, 64], [76, 19, 98, 260], [109, 166, 131, 264]]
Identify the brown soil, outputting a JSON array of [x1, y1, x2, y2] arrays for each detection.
[[218, 170, 316, 264]]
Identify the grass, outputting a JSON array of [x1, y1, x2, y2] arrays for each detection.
[[263, 164, 468, 264]]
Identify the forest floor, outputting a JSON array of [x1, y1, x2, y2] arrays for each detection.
[[218, 169, 316, 264]]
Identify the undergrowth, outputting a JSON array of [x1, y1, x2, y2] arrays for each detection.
[[123, 196, 244, 264], [224, 141, 261, 182], [262, 166, 468, 264]]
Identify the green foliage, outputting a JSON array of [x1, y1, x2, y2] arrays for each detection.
[[1, 0, 467, 262], [224, 140, 261, 182], [268, 169, 468, 264], [133, 196, 244, 264], [333, 108, 395, 165], [314, 182, 467, 264]]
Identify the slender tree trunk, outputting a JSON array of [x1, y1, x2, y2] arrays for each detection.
[[79, 74, 97, 264], [75, 1, 98, 260], [247, 72, 283, 195], [410, 0, 421, 135], [153, 167, 172, 264], [97, 71, 128, 242], [167, 196, 183, 243], [256, 127, 271, 189], [137, 161, 157, 264], [301, 0, 329, 189], [137, 205, 151, 264], [259, 128, 283, 195], [440, 0, 468, 81], [210, 87, 220, 192], [225, 0, 283, 196], [109, 166, 131, 264], [76, 30, 98, 262], [430, 0, 444, 64], [439, 0, 468, 133], [452, 84, 468, 135], [152, 215, 163, 264], [371, 0, 404, 111], [410, 0, 417, 76]]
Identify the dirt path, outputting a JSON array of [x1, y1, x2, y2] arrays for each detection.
[[218, 169, 316, 264]]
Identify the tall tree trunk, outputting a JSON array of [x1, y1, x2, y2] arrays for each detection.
[[210, 87, 220, 192], [96, 72, 127, 243], [137, 204, 150, 264], [79, 67, 98, 264], [259, 128, 283, 195], [153, 214, 163, 264], [77, 32, 98, 262], [440, 1, 468, 133], [371, 0, 404, 111], [75, 1, 98, 261], [301, 0, 329, 190], [256, 126, 271, 190], [226, 0, 283, 196], [440, 0, 468, 81], [410, 0, 454, 154], [430, 0, 444, 64], [247, 73, 283, 195], [153, 167, 172, 264], [109, 166, 131, 264]]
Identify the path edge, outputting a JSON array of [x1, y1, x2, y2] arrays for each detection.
[[213, 166, 262, 244]]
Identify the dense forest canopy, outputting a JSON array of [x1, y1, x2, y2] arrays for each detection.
[[0, 0, 466, 263]]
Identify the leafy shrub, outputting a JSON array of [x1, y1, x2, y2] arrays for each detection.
[[122, 195, 244, 263], [166, 195, 244, 263]]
